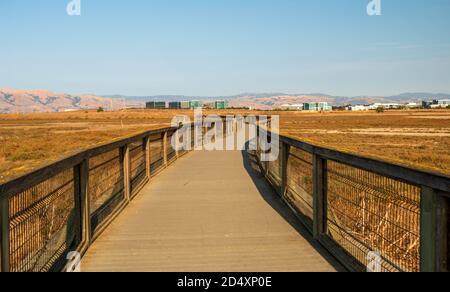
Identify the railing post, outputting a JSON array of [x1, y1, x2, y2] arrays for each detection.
[[264, 132, 270, 177], [313, 154, 327, 240], [420, 187, 448, 272], [145, 137, 151, 178], [122, 145, 131, 202], [0, 197, 10, 272], [175, 131, 179, 159], [280, 142, 290, 198], [191, 124, 195, 150], [74, 159, 91, 248], [163, 131, 168, 167], [233, 119, 237, 151]]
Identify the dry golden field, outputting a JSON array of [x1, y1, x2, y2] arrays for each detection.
[[0, 109, 254, 183], [0, 109, 449, 183], [277, 110, 450, 176]]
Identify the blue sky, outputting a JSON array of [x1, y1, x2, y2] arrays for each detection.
[[1, 0, 449, 96]]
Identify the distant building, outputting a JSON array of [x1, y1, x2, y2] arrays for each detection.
[[347, 105, 369, 111], [168, 101, 181, 109], [146, 101, 167, 109], [368, 103, 401, 110], [303, 102, 332, 111], [332, 105, 347, 111], [429, 99, 450, 108], [201, 101, 213, 109], [147, 99, 229, 110], [214, 100, 229, 109], [422, 101, 432, 108], [180, 101, 191, 109], [405, 102, 419, 108], [303, 103, 317, 111], [280, 104, 304, 111], [190, 100, 203, 109]]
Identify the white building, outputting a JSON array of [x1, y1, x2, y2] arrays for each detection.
[[430, 99, 450, 108], [406, 102, 419, 108], [368, 103, 402, 110], [347, 105, 369, 111], [280, 104, 304, 111]]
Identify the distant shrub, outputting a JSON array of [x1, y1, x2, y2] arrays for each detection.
[[376, 107, 385, 113], [447, 105, 450, 109], [97, 107, 105, 112]]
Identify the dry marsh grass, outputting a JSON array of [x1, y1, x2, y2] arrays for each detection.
[[0, 109, 255, 183], [277, 110, 450, 176], [1, 109, 449, 183], [2, 109, 449, 272]]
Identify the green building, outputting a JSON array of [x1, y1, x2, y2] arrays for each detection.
[[146, 101, 167, 109], [168, 101, 181, 109], [303, 102, 332, 111], [214, 100, 229, 109], [190, 100, 203, 109]]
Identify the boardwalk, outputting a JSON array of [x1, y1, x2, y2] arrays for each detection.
[[82, 149, 342, 272]]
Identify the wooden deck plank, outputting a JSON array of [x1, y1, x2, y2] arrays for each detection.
[[82, 149, 342, 272]]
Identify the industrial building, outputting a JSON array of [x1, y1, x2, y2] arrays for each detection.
[[303, 102, 332, 111], [278, 102, 331, 111], [425, 99, 450, 108], [180, 101, 191, 109], [203, 101, 215, 109], [436, 99, 450, 106], [280, 104, 304, 111], [146, 101, 167, 109], [368, 103, 401, 110], [346, 105, 369, 111], [168, 101, 181, 109], [214, 100, 229, 109], [189, 100, 203, 109], [146, 100, 221, 110]]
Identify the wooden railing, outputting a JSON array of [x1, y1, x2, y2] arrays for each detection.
[[0, 124, 199, 272], [1, 116, 449, 272], [253, 121, 450, 272]]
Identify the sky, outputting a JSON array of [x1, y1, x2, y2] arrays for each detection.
[[1, 0, 450, 97]]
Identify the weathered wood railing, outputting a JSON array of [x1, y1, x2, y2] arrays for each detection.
[[1, 116, 449, 272], [0, 124, 199, 272], [253, 121, 450, 272]]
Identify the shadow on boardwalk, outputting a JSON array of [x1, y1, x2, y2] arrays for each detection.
[[82, 145, 345, 272], [240, 147, 346, 272]]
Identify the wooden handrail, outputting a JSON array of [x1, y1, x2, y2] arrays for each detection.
[[258, 127, 450, 193], [1, 117, 449, 272], [255, 124, 450, 272], [0, 126, 178, 200]]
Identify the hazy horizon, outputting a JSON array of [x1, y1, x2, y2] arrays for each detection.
[[3, 87, 450, 99]]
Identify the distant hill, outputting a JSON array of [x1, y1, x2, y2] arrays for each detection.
[[104, 92, 335, 102], [385, 93, 450, 101], [227, 92, 449, 109], [2, 88, 449, 113], [0, 88, 144, 113]]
